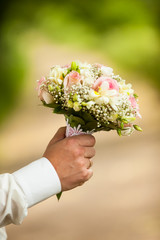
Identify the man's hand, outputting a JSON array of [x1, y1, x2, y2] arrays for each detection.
[[43, 127, 96, 192]]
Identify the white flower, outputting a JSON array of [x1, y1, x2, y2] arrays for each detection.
[[89, 89, 100, 99], [114, 96, 122, 105], [109, 96, 122, 111], [108, 113, 118, 121], [105, 89, 118, 97], [48, 77, 54, 81], [95, 96, 109, 105], [121, 127, 134, 136], [41, 91, 54, 104], [73, 102, 81, 111], [57, 79, 63, 85], [49, 66, 66, 81], [125, 116, 136, 122], [77, 95, 82, 103], [99, 81, 109, 95], [101, 66, 113, 76], [79, 62, 91, 69], [80, 68, 94, 85], [67, 100, 73, 108], [86, 101, 95, 109], [84, 77, 94, 85], [119, 80, 134, 95], [80, 69, 90, 77]]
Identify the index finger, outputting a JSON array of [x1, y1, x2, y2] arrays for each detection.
[[73, 134, 96, 147]]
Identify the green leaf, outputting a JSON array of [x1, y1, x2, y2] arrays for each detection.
[[79, 111, 96, 122], [43, 102, 60, 109], [105, 122, 117, 129], [117, 128, 122, 136], [81, 102, 87, 106], [64, 109, 75, 116], [120, 122, 124, 129], [56, 192, 62, 201], [71, 61, 77, 71], [67, 100, 74, 108], [67, 69, 71, 74], [73, 93, 78, 102], [67, 115, 85, 128], [76, 67, 80, 73], [100, 127, 112, 132], [62, 73, 65, 79], [133, 93, 138, 99], [122, 118, 128, 124], [54, 106, 67, 114], [56, 86, 61, 91], [125, 116, 136, 122], [133, 125, 142, 131], [48, 85, 54, 92], [83, 121, 97, 131]]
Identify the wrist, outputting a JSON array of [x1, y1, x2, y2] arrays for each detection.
[[13, 157, 62, 207]]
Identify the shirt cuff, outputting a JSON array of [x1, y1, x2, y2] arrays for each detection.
[[12, 157, 62, 208]]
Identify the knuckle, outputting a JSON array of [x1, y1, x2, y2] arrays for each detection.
[[79, 147, 85, 156], [87, 148, 96, 158], [87, 170, 93, 180], [81, 170, 89, 180], [59, 126, 65, 132], [57, 127, 64, 135], [90, 135, 96, 146], [66, 137, 75, 147], [74, 147, 84, 157], [78, 159, 85, 168]]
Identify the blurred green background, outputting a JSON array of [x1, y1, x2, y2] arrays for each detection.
[[0, 0, 160, 124], [0, 1, 160, 240]]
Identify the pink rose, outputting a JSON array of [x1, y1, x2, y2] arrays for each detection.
[[37, 77, 46, 88], [93, 77, 119, 92], [37, 77, 53, 104], [38, 88, 44, 101], [129, 96, 141, 118], [37, 77, 47, 97], [39, 89, 54, 104], [64, 71, 81, 89], [129, 96, 138, 109]]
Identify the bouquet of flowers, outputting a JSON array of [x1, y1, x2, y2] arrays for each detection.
[[37, 61, 142, 137]]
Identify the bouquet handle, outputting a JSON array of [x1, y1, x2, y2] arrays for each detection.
[[56, 120, 94, 200]]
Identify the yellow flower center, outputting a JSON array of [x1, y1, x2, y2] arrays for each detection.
[[94, 91, 100, 96]]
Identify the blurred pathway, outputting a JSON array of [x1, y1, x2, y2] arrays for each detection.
[[0, 41, 159, 240]]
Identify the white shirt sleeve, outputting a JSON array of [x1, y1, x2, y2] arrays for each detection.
[[0, 157, 61, 239]]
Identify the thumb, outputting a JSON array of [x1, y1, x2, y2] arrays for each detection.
[[49, 127, 66, 145]]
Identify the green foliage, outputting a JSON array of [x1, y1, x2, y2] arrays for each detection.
[[0, 38, 26, 125], [133, 125, 143, 131], [77, 111, 98, 131], [53, 106, 67, 115], [83, 121, 97, 131], [71, 61, 80, 73], [67, 115, 85, 128], [43, 102, 59, 109], [133, 93, 138, 99], [71, 61, 77, 71], [56, 192, 62, 200], [65, 110, 118, 132], [117, 128, 122, 136], [0, 0, 160, 125]]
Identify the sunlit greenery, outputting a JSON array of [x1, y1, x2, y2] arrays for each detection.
[[0, 0, 159, 124]]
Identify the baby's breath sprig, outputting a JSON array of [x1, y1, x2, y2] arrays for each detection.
[[37, 61, 142, 136]]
